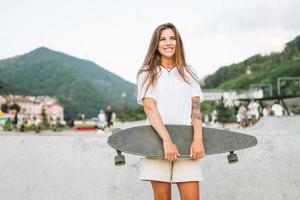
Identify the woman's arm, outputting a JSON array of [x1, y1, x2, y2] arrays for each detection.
[[190, 96, 205, 159], [142, 98, 180, 161]]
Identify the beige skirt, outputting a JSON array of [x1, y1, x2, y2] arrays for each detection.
[[139, 157, 204, 183]]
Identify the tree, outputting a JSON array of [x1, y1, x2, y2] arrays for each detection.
[[1, 103, 9, 113], [41, 108, 48, 126], [10, 103, 21, 113], [215, 97, 236, 124]]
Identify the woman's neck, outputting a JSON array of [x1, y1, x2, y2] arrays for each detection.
[[160, 56, 175, 69]]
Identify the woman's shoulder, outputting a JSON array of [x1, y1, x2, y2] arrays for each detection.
[[136, 67, 150, 84], [137, 70, 148, 79]]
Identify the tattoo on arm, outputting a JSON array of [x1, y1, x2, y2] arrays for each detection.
[[191, 97, 202, 121]]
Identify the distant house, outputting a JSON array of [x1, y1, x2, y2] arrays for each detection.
[[0, 95, 6, 105], [5, 95, 41, 115], [44, 103, 64, 120], [0, 95, 64, 120]]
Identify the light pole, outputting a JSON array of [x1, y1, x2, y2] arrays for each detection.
[[121, 92, 127, 110]]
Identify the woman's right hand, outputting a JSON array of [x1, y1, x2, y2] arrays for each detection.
[[163, 139, 180, 161]]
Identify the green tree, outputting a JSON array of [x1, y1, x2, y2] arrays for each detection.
[[117, 106, 146, 122], [1, 103, 9, 113], [41, 108, 48, 127], [215, 97, 236, 124], [200, 101, 216, 117], [10, 103, 21, 113], [4, 118, 13, 131]]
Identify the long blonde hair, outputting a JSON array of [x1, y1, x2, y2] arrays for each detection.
[[137, 23, 190, 97]]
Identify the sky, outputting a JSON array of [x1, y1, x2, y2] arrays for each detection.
[[1, 0, 300, 84]]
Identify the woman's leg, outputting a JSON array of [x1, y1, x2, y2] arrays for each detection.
[[151, 181, 171, 200], [177, 181, 200, 200]]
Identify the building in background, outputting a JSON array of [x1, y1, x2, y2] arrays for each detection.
[[44, 103, 64, 120], [0, 95, 64, 120], [0, 95, 6, 105]]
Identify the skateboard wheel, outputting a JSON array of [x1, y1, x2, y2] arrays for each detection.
[[227, 151, 238, 164], [114, 155, 125, 166]]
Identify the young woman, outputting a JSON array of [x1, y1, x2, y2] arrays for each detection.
[[136, 23, 205, 200]]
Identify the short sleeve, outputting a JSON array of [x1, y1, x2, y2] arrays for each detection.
[[189, 67, 204, 102], [136, 72, 157, 105]]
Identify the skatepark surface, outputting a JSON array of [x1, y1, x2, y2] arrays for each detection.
[[0, 116, 299, 200], [245, 115, 300, 134]]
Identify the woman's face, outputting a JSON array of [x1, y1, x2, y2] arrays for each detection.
[[158, 28, 176, 59]]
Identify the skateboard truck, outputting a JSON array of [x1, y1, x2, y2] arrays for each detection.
[[111, 128, 126, 166], [227, 151, 238, 164], [114, 150, 125, 166]]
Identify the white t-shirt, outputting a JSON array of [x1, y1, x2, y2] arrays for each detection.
[[98, 113, 106, 122], [248, 101, 260, 119], [272, 103, 283, 116], [137, 66, 203, 125], [238, 105, 247, 120]]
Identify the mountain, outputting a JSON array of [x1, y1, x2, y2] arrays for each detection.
[[0, 47, 136, 117], [203, 35, 300, 96], [0, 79, 28, 94]]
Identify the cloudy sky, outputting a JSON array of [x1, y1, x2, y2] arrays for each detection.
[[1, 0, 299, 83]]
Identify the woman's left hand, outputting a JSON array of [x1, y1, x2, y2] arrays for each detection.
[[190, 140, 205, 160]]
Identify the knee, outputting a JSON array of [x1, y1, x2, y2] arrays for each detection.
[[153, 190, 171, 200]]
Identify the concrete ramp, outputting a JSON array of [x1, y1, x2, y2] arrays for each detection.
[[246, 116, 300, 135], [0, 119, 300, 200], [0, 132, 151, 200]]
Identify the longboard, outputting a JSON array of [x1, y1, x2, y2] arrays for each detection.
[[107, 125, 257, 166]]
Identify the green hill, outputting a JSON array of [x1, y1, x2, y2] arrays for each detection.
[[0, 47, 136, 117], [204, 35, 300, 96], [0, 79, 28, 94]]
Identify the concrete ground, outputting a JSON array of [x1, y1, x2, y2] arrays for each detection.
[[0, 116, 299, 200]]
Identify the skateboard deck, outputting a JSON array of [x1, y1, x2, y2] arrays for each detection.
[[107, 125, 257, 165]]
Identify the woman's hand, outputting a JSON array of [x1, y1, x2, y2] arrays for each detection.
[[190, 140, 205, 160], [163, 139, 180, 161]]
